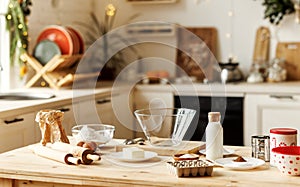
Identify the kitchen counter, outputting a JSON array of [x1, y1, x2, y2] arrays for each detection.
[[135, 81, 300, 96], [1, 81, 300, 118], [0, 86, 113, 118], [0, 143, 298, 187]]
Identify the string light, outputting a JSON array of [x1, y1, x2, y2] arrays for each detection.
[[18, 24, 23, 29], [17, 41, 22, 48], [227, 0, 234, 60], [6, 14, 12, 20], [106, 4, 116, 17]]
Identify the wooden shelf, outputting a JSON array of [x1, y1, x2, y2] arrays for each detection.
[[22, 53, 99, 89]]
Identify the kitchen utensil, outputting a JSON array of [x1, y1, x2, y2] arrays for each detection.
[[116, 140, 205, 156], [33, 40, 61, 65], [66, 26, 85, 54], [47, 142, 100, 165], [65, 27, 80, 54], [37, 25, 73, 55], [251, 135, 270, 161], [71, 124, 115, 146], [134, 108, 196, 147], [266, 58, 287, 82], [247, 64, 264, 83], [219, 58, 244, 83], [276, 42, 300, 80], [215, 157, 265, 170], [252, 26, 270, 62], [29, 144, 80, 165], [270, 128, 297, 166], [176, 27, 217, 81], [272, 146, 300, 175], [123, 137, 145, 145]]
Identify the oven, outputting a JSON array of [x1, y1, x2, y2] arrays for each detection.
[[174, 95, 244, 146]]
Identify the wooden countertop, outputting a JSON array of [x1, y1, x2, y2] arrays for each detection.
[[0, 143, 299, 187]]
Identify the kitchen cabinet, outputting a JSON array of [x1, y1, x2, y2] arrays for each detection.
[[55, 105, 76, 136], [74, 94, 134, 139], [73, 96, 113, 124], [244, 93, 300, 146], [110, 91, 135, 139], [15, 180, 71, 187], [0, 113, 36, 153]]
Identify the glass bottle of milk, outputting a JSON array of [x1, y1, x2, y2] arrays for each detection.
[[205, 112, 223, 160]]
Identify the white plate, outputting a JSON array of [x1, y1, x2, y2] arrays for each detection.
[[215, 157, 265, 170], [199, 148, 235, 156], [108, 151, 158, 162]]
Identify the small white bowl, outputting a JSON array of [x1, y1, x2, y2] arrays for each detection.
[[71, 124, 115, 146]]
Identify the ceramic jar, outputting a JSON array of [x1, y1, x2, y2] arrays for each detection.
[[270, 128, 297, 166]]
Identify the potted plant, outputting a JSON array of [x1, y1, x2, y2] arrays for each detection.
[[75, 4, 141, 80], [6, 0, 32, 78], [259, 0, 295, 25]]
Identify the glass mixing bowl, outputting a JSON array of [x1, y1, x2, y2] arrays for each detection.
[[134, 108, 196, 147]]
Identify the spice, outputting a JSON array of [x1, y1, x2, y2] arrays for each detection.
[[233, 156, 247, 162]]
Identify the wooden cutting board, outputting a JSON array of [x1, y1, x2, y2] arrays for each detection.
[[253, 26, 270, 62], [176, 27, 217, 81], [276, 42, 300, 80], [116, 140, 205, 156]]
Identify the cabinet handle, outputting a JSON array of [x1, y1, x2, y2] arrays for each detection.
[[97, 99, 111, 104], [270, 95, 294, 100], [4, 118, 24, 124], [57, 108, 70, 112]]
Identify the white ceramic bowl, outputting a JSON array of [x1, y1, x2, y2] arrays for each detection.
[[71, 124, 115, 145], [272, 146, 300, 175]]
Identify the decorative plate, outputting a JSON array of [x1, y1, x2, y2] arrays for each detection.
[[33, 40, 61, 65], [66, 26, 84, 54], [215, 157, 265, 170], [37, 25, 73, 55]]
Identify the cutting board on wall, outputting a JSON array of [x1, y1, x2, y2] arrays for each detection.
[[276, 42, 300, 80], [176, 27, 217, 81], [253, 26, 270, 62]]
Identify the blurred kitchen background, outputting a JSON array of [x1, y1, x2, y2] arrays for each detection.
[[1, 0, 300, 90]]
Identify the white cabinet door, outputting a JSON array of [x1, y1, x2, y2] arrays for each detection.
[[110, 92, 134, 139], [74, 97, 112, 124], [244, 94, 300, 146], [74, 94, 134, 139], [96, 97, 114, 124], [0, 113, 35, 153]]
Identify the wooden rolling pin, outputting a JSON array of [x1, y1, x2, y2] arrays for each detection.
[[47, 142, 101, 165], [30, 145, 80, 165]]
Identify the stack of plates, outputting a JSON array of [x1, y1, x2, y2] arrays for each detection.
[[33, 25, 84, 65]]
